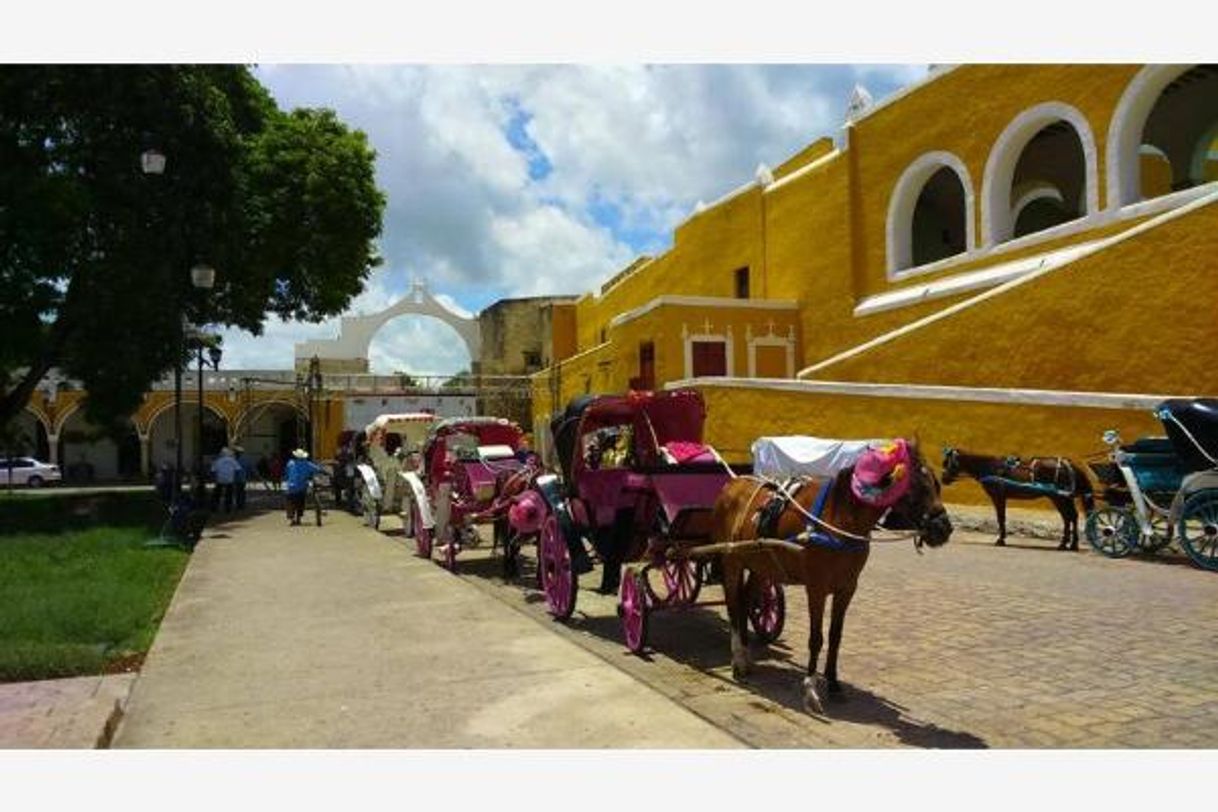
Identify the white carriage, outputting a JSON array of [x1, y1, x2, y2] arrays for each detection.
[[356, 412, 437, 531]]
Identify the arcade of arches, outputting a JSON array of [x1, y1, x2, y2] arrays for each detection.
[[15, 389, 327, 482]]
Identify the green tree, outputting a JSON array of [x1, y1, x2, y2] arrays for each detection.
[[0, 65, 386, 430]]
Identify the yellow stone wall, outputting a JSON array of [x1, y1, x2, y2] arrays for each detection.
[[822, 199, 1218, 394], [850, 64, 1141, 296]]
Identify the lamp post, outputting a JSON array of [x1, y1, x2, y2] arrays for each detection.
[[190, 264, 216, 501], [306, 355, 322, 457], [141, 148, 182, 495]]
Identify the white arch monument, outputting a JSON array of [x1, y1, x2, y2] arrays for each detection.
[[294, 280, 481, 372]]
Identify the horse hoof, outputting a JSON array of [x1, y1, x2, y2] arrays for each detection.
[[732, 660, 751, 681], [802, 675, 826, 715], [994, 539, 1006, 547]]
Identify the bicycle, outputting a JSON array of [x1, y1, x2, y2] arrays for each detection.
[[309, 476, 328, 527], [149, 493, 206, 551]]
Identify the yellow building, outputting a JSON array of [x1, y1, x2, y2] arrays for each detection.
[[532, 64, 1218, 503]]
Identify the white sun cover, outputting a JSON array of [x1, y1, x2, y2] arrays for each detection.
[[751, 436, 882, 479]]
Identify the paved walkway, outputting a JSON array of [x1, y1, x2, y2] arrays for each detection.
[[449, 518, 1218, 748], [112, 509, 740, 748], [0, 674, 135, 748]]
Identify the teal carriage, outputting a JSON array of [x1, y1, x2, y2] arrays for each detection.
[[1085, 399, 1218, 571]]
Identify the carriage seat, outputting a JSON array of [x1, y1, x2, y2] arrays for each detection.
[[660, 441, 716, 465], [477, 444, 516, 462]]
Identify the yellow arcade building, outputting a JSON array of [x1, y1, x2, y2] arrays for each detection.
[[530, 64, 1218, 504]]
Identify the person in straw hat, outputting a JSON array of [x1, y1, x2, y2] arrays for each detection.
[[284, 448, 323, 526]]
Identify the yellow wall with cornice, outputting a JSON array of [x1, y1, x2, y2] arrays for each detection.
[[532, 64, 1217, 485]]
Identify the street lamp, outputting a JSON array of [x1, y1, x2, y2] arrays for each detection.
[[191, 265, 217, 502], [140, 149, 166, 176], [141, 147, 181, 495], [306, 355, 322, 457]]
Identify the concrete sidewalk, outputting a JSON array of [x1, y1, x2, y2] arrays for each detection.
[[112, 508, 740, 748], [0, 674, 135, 748]]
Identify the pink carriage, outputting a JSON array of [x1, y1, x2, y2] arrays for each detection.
[[404, 416, 539, 571], [525, 389, 785, 653]]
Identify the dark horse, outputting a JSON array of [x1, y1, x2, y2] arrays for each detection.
[[941, 448, 1095, 550], [708, 440, 952, 715]]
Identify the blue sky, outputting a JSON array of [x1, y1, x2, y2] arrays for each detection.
[[219, 64, 927, 374]]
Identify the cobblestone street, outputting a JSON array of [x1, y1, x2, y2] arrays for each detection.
[[447, 523, 1218, 748]]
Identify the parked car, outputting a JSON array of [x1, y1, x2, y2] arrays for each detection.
[[0, 457, 62, 487]]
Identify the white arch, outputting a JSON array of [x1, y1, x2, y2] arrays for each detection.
[[22, 406, 51, 436], [295, 280, 481, 369], [1188, 120, 1218, 186], [52, 401, 142, 437], [231, 398, 307, 441], [982, 101, 1100, 246], [886, 150, 975, 277], [1010, 181, 1066, 225], [142, 398, 229, 435], [1106, 64, 1195, 209]]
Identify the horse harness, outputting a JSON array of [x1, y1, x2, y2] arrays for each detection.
[[750, 476, 870, 554], [979, 455, 1076, 497]]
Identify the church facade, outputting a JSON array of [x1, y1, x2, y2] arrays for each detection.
[[530, 64, 1218, 503]]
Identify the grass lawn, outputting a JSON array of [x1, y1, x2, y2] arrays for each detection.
[[0, 526, 188, 682]]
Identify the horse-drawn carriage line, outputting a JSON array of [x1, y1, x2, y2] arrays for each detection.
[[347, 389, 1217, 724]]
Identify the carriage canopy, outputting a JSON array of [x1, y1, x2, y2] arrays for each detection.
[[421, 416, 525, 475], [573, 389, 707, 472], [1157, 399, 1218, 473], [365, 412, 437, 455]]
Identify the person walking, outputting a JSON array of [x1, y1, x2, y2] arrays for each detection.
[[284, 448, 323, 526], [210, 447, 240, 513], [268, 453, 284, 491], [233, 445, 253, 510]]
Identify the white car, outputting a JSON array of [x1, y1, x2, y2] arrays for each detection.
[[0, 457, 62, 487]]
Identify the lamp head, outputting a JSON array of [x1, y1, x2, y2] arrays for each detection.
[[191, 264, 216, 290], [140, 149, 166, 175]]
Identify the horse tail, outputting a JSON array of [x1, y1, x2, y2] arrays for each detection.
[[1073, 460, 1095, 513]]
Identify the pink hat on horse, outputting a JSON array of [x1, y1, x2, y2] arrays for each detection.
[[851, 439, 913, 508], [508, 489, 546, 536]]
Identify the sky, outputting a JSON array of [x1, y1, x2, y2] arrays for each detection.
[[218, 64, 928, 375]]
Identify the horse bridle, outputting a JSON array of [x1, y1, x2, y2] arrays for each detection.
[[941, 447, 959, 481]]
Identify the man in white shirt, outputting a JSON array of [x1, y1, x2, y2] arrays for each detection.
[[210, 447, 241, 513]]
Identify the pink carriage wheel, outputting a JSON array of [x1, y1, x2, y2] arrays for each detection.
[[413, 500, 432, 559], [745, 571, 786, 644], [660, 558, 704, 606], [540, 513, 577, 619], [619, 567, 649, 654]]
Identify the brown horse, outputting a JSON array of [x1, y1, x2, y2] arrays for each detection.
[[941, 448, 1095, 550], [707, 440, 952, 714]]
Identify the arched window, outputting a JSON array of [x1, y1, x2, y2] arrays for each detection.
[[982, 102, 1098, 245], [1107, 65, 1218, 208], [886, 151, 974, 276]]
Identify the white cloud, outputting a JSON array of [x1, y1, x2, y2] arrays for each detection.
[[226, 64, 925, 373]]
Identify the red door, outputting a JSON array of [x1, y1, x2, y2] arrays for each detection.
[[691, 341, 727, 377]]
